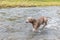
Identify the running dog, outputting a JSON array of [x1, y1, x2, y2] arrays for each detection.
[[26, 16, 48, 32]]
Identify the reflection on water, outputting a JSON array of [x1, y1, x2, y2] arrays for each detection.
[[0, 6, 60, 40]]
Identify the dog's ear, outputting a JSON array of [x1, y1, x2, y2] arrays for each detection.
[[26, 17, 36, 23], [26, 17, 37, 23], [26, 17, 33, 23], [30, 18, 36, 23]]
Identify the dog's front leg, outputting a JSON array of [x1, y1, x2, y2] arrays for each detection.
[[32, 25, 37, 32], [32, 24, 40, 32]]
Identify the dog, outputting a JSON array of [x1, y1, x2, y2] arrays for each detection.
[[26, 16, 48, 32]]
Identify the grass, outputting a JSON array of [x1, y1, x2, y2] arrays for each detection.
[[0, 0, 60, 8]]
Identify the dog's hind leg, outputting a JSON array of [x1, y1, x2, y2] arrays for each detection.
[[41, 22, 47, 30]]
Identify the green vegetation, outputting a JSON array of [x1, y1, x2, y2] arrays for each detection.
[[0, 0, 60, 8]]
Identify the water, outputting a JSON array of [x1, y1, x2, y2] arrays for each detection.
[[0, 6, 60, 40]]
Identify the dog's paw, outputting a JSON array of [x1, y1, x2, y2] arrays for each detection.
[[33, 28, 36, 32]]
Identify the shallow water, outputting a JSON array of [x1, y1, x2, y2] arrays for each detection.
[[0, 6, 60, 40]]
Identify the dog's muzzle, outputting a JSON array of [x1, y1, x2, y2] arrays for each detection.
[[26, 20, 29, 23]]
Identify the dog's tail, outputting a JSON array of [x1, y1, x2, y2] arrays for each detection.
[[46, 17, 52, 24]]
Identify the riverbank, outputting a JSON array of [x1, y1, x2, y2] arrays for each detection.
[[0, 0, 60, 8]]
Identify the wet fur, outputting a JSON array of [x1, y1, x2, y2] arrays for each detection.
[[26, 16, 48, 31]]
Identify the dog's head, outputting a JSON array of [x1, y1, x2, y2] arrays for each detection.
[[26, 17, 36, 23]]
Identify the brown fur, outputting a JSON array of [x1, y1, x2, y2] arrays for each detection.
[[26, 16, 48, 31]]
